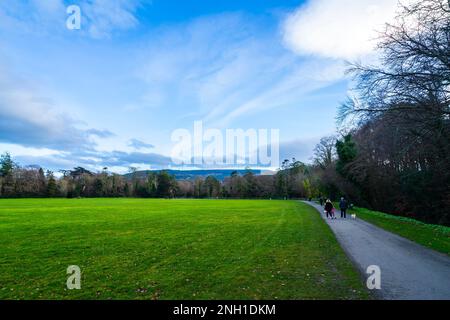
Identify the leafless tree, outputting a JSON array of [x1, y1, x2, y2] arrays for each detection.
[[313, 136, 337, 169]]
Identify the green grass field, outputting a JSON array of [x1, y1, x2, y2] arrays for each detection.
[[0, 199, 368, 300], [351, 207, 450, 255]]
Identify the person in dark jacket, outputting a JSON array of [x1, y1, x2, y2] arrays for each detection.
[[319, 196, 324, 206], [339, 197, 348, 218], [324, 200, 334, 219]]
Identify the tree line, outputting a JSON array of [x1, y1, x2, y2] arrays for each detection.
[[0, 152, 317, 200]]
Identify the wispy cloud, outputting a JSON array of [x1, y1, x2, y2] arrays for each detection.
[[128, 138, 155, 150], [80, 0, 145, 38], [0, 0, 145, 38], [213, 60, 346, 127], [138, 13, 346, 128]]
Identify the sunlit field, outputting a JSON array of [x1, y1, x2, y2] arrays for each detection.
[[0, 199, 368, 300]]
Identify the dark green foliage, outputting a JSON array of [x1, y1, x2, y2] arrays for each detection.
[[46, 171, 57, 197], [0, 152, 15, 177], [335, 135, 357, 175], [155, 170, 177, 198], [204, 176, 221, 198], [93, 178, 104, 197]]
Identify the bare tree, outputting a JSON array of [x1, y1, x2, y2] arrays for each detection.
[[313, 136, 337, 169]]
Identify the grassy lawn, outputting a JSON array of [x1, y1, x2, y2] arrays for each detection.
[[0, 199, 368, 300], [351, 207, 450, 255]]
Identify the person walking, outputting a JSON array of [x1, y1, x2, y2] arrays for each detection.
[[324, 200, 334, 219], [339, 197, 348, 218], [319, 196, 324, 206]]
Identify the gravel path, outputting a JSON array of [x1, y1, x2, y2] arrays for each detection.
[[304, 201, 450, 300]]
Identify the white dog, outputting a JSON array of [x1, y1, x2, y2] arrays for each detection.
[[351, 214, 357, 219]]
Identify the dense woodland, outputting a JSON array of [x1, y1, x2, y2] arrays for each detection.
[[0, 1, 448, 225], [330, 0, 449, 225]]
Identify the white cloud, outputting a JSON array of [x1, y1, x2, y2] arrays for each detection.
[[282, 0, 403, 59], [0, 143, 60, 158]]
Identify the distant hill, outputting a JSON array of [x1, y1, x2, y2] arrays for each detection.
[[123, 169, 271, 181]]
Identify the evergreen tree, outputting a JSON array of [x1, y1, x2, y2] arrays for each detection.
[[46, 171, 57, 197], [335, 134, 357, 175], [156, 171, 176, 198], [0, 152, 15, 177], [38, 168, 46, 195]]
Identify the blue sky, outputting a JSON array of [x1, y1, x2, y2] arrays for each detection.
[[0, 0, 401, 172]]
